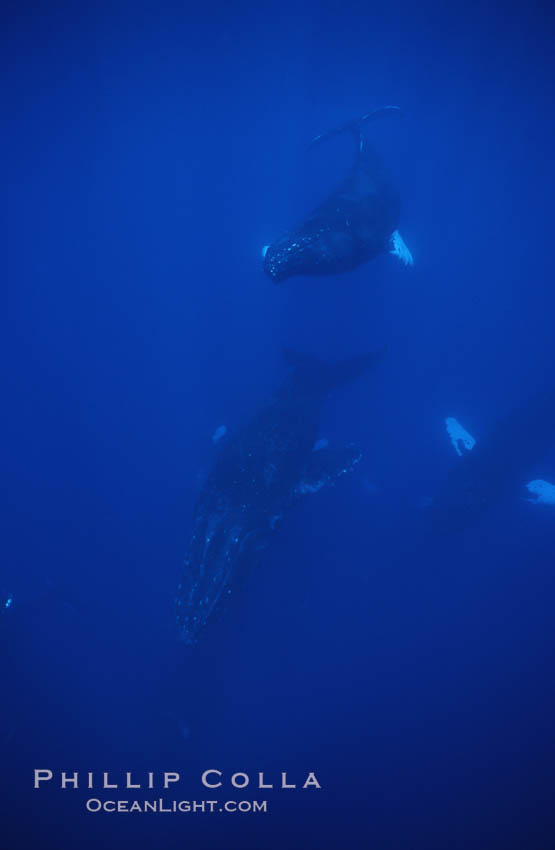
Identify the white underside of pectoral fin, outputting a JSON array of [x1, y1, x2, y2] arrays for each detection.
[[389, 230, 413, 266], [445, 417, 476, 456], [525, 479, 555, 505]]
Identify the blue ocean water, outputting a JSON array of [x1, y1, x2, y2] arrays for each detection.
[[2, 1, 555, 848]]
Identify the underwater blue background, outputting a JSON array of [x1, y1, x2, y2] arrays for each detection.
[[2, 0, 555, 847]]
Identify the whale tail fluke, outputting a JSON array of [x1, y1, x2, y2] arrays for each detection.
[[308, 106, 401, 152]]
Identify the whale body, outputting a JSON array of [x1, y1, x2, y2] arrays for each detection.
[[263, 107, 411, 284], [176, 348, 383, 643]]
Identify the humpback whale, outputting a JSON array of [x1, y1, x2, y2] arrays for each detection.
[[176, 348, 383, 643], [263, 106, 412, 284]]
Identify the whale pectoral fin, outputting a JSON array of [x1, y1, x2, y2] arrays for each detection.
[[389, 230, 414, 266], [525, 479, 555, 505], [295, 444, 363, 497]]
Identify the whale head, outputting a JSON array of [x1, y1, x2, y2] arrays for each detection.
[[176, 510, 267, 644], [263, 224, 358, 283]]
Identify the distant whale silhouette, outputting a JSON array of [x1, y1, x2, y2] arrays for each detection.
[[176, 347, 383, 643], [427, 387, 555, 532], [263, 106, 412, 284]]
